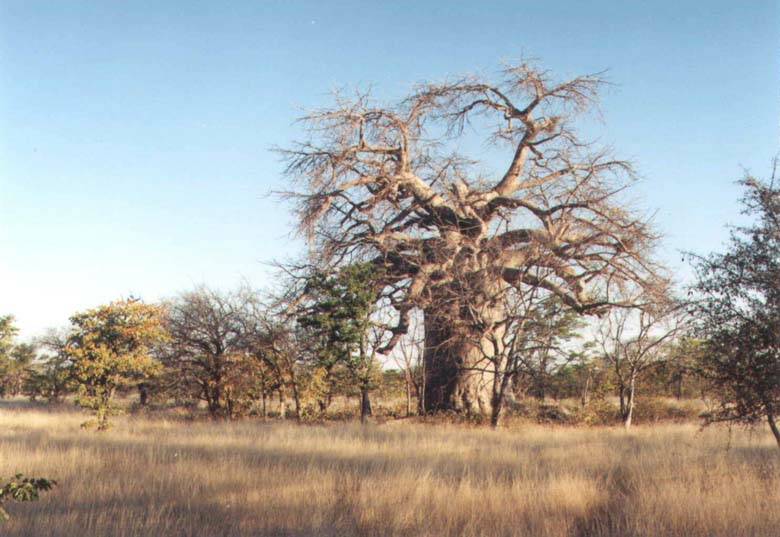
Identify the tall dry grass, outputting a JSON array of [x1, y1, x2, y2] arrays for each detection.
[[1, 403, 778, 537]]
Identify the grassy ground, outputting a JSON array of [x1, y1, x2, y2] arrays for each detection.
[[1, 403, 778, 537]]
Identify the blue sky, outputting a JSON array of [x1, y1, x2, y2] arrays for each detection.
[[1, 1, 778, 339]]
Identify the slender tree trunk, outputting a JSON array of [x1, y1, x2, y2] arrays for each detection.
[[623, 376, 636, 429], [580, 371, 592, 408], [261, 389, 267, 418], [489, 401, 502, 428], [489, 369, 513, 429], [417, 360, 426, 415], [138, 383, 149, 407], [96, 387, 115, 431], [206, 392, 221, 418], [317, 367, 334, 413], [206, 380, 223, 419], [278, 388, 287, 420], [360, 386, 372, 424], [536, 356, 549, 401], [404, 369, 413, 417], [291, 383, 302, 421], [536, 375, 546, 401], [618, 384, 626, 418], [767, 411, 780, 449], [511, 373, 528, 401]]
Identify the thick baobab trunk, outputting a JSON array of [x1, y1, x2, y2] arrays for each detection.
[[422, 306, 499, 416]]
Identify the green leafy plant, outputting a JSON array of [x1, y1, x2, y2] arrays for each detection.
[[0, 473, 56, 522], [65, 298, 167, 430]]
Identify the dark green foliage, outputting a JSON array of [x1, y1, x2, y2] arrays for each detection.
[[0, 343, 36, 398], [0, 474, 56, 522], [298, 263, 382, 421], [0, 316, 16, 357], [0, 316, 41, 399], [689, 172, 780, 446], [298, 263, 379, 367], [32, 336, 72, 403]]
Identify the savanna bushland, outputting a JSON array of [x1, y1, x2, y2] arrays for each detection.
[[2, 62, 779, 537]]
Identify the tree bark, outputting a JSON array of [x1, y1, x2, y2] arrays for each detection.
[[417, 359, 426, 415], [404, 370, 413, 417], [423, 307, 495, 415], [767, 411, 780, 449], [489, 368, 513, 428], [360, 386, 372, 424], [138, 383, 149, 407], [580, 371, 592, 408], [291, 382, 302, 421], [623, 376, 636, 429], [618, 384, 627, 418], [278, 388, 287, 420], [674, 372, 683, 400]]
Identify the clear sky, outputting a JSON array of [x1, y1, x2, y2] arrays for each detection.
[[1, 1, 778, 340]]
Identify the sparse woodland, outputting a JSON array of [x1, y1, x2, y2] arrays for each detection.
[[2, 62, 779, 536]]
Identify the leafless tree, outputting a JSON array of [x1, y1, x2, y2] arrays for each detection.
[[279, 61, 666, 415], [162, 286, 276, 419], [248, 318, 304, 421], [596, 302, 685, 428]]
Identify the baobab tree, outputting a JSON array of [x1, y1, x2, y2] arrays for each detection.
[[279, 61, 666, 415]]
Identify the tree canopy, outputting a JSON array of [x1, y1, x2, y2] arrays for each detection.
[[690, 171, 780, 447], [280, 61, 667, 413], [65, 298, 167, 429]]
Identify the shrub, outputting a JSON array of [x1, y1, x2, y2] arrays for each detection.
[[0, 474, 56, 522]]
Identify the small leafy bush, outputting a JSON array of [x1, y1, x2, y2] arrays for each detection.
[[0, 473, 56, 522]]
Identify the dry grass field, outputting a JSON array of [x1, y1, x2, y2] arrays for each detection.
[[1, 403, 778, 537]]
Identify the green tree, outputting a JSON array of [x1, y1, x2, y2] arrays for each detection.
[[0, 316, 17, 358], [298, 263, 382, 423], [23, 331, 72, 403], [65, 298, 166, 430], [1, 343, 37, 397], [689, 171, 780, 447], [0, 316, 37, 398]]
